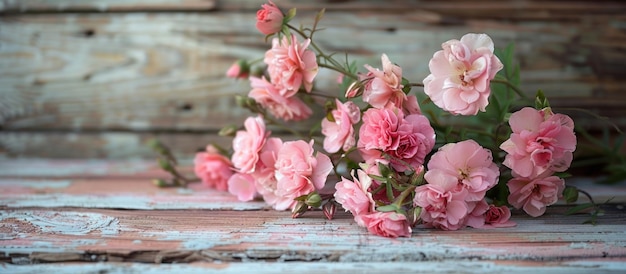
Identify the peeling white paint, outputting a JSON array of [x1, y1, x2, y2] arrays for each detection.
[[0, 211, 119, 236], [0, 179, 72, 189]]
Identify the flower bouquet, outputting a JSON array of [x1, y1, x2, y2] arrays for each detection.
[[150, 1, 622, 237]]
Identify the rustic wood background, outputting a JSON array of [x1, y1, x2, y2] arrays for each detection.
[[1, 0, 625, 159]]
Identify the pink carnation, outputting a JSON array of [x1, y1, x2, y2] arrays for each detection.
[[361, 54, 406, 109], [255, 1, 284, 35], [274, 140, 333, 210], [334, 169, 375, 219], [357, 211, 412, 238], [227, 173, 257, 202], [358, 108, 435, 172], [500, 107, 577, 178], [194, 145, 234, 191], [423, 33, 503, 115], [426, 140, 500, 201], [226, 61, 249, 79], [265, 34, 318, 94], [483, 204, 516, 228], [249, 76, 312, 121], [321, 99, 361, 153], [507, 174, 565, 217], [414, 170, 469, 230], [232, 116, 269, 173]]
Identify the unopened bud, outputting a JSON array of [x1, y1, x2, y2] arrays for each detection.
[[305, 192, 322, 208], [158, 158, 174, 173], [152, 179, 169, 187], [408, 207, 422, 227], [322, 202, 337, 220], [291, 201, 309, 219], [218, 124, 238, 137]]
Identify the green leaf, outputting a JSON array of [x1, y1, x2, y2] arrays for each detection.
[[563, 186, 579, 204], [284, 8, 297, 22], [376, 204, 399, 212], [565, 203, 595, 215]]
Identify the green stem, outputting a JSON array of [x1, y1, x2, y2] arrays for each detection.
[[408, 82, 424, 87], [392, 185, 417, 208], [491, 78, 530, 101], [264, 115, 308, 140]]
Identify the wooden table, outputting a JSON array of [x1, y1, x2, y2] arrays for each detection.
[[1, 158, 625, 273]]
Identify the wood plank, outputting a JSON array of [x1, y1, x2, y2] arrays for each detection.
[[0, 0, 217, 13], [1, 206, 625, 263], [2, 260, 626, 273], [1, 11, 625, 132]]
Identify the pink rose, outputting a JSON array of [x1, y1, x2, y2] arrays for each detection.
[[255, 1, 284, 35], [358, 108, 435, 172], [362, 54, 406, 109], [265, 34, 318, 94], [321, 99, 361, 153], [423, 33, 503, 115], [226, 60, 249, 79], [414, 170, 469, 231], [334, 169, 375, 219], [483, 204, 516, 228], [500, 107, 576, 178], [357, 211, 412, 238], [227, 173, 257, 202], [507, 174, 565, 217], [248, 76, 312, 121], [464, 199, 489, 228], [250, 137, 285, 209], [426, 140, 500, 201], [194, 145, 234, 191], [274, 140, 333, 210], [402, 95, 422, 116], [232, 116, 269, 173]]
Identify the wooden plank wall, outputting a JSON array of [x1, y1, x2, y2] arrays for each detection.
[[1, 0, 625, 159]]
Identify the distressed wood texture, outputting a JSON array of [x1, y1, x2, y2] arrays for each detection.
[[1, 158, 626, 273], [1, 0, 625, 158]]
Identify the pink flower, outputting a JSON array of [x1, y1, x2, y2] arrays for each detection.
[[228, 173, 257, 202], [358, 108, 435, 172], [334, 169, 375, 218], [507, 174, 565, 217], [194, 145, 234, 191], [226, 60, 249, 79], [321, 99, 361, 153], [483, 204, 516, 228], [357, 211, 412, 238], [414, 170, 470, 230], [274, 140, 333, 210], [250, 137, 287, 210], [500, 107, 577, 178], [402, 95, 422, 116], [255, 1, 284, 35], [265, 34, 318, 94], [232, 116, 269, 173], [249, 77, 312, 121], [362, 54, 406, 109], [426, 140, 500, 201], [423, 33, 503, 115]]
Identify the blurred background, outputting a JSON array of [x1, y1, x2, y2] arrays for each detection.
[[1, 0, 625, 161]]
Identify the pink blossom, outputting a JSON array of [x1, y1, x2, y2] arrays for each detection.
[[402, 95, 422, 116], [226, 61, 249, 79], [414, 170, 469, 230], [483, 204, 516, 228], [248, 76, 312, 121], [357, 211, 412, 238], [194, 145, 234, 191], [507, 174, 565, 217], [321, 99, 361, 153], [423, 33, 503, 115], [227, 173, 257, 202], [334, 169, 375, 218], [500, 107, 577, 178], [265, 34, 318, 94], [426, 140, 500, 201], [232, 116, 269, 173], [358, 108, 435, 172], [251, 137, 287, 209], [274, 140, 333, 210], [464, 199, 489, 228], [255, 1, 284, 35], [362, 54, 406, 109]]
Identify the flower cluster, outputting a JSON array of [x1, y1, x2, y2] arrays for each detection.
[[187, 1, 583, 238]]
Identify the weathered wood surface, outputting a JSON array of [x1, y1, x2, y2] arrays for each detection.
[[1, 159, 626, 273], [1, 0, 625, 159]]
